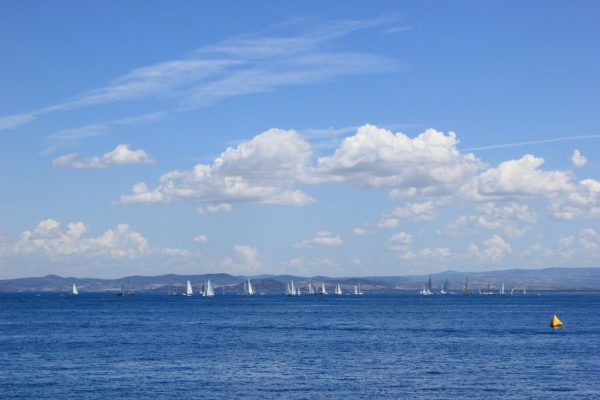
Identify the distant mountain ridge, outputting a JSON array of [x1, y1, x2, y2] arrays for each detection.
[[1, 267, 599, 292]]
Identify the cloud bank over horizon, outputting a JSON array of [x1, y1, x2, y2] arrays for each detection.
[[1, 125, 598, 279]]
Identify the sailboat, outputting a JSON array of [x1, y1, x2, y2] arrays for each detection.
[[334, 283, 342, 295], [499, 281, 506, 295], [523, 288, 527, 295], [357, 282, 364, 295], [440, 280, 450, 295], [286, 281, 299, 296], [482, 283, 494, 295], [464, 277, 470, 296], [320, 282, 328, 295], [420, 277, 433, 295], [354, 285, 359, 295], [183, 280, 193, 296], [117, 282, 132, 296], [71, 283, 79, 296], [307, 280, 316, 295], [203, 280, 214, 298], [510, 288, 514, 295], [244, 279, 255, 296]]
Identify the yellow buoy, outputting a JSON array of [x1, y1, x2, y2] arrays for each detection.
[[550, 314, 564, 328]]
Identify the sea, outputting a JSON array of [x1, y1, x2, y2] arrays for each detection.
[[1, 291, 599, 399]]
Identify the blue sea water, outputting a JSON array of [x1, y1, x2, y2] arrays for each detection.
[[1, 292, 599, 399]]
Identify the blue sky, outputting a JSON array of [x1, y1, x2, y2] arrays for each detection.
[[1, 1, 599, 278]]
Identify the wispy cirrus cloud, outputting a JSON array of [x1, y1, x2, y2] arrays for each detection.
[[1, 16, 402, 132], [461, 134, 600, 151]]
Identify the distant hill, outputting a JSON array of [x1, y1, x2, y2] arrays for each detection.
[[1, 267, 599, 293]]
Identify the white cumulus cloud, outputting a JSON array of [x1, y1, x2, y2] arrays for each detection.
[[197, 203, 232, 214], [461, 154, 573, 201], [120, 128, 315, 207], [571, 149, 587, 168], [294, 231, 343, 248], [5, 219, 150, 259], [440, 202, 537, 238], [52, 144, 155, 168], [193, 235, 208, 244], [313, 125, 484, 193], [468, 235, 512, 262]]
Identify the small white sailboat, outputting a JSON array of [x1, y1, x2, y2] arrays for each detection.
[[244, 279, 255, 296], [357, 282, 364, 295], [334, 283, 342, 295], [71, 283, 79, 295], [354, 285, 358, 295], [499, 281, 505, 295], [440, 280, 449, 295], [482, 283, 494, 295], [286, 281, 299, 296], [510, 288, 514, 295], [420, 277, 433, 295], [183, 280, 193, 296], [307, 280, 316, 295], [203, 280, 214, 297], [321, 282, 328, 295]]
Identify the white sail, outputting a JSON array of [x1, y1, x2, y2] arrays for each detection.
[[421, 277, 433, 295], [308, 281, 315, 295], [184, 280, 193, 296], [441, 280, 449, 295], [286, 283, 291, 296], [510, 288, 514, 295], [358, 282, 364, 295], [72, 283, 78, 295], [500, 281, 505, 295], [321, 282, 328, 295], [354, 285, 358, 295], [335, 283, 342, 295], [291, 281, 297, 296], [204, 280, 214, 297], [245, 279, 255, 296]]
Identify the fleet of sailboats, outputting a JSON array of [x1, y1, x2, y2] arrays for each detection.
[[102, 277, 535, 299]]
